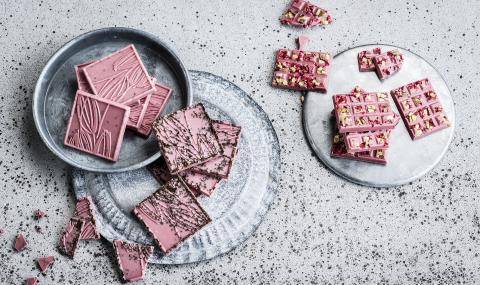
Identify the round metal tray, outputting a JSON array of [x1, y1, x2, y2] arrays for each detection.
[[33, 27, 192, 173], [72, 70, 280, 264], [303, 44, 455, 187]]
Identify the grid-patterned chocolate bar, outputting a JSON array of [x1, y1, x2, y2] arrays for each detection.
[[333, 87, 398, 133], [390, 78, 450, 140], [344, 130, 391, 153], [280, 0, 333, 28], [272, 48, 331, 92], [331, 133, 387, 165], [358, 48, 381, 72], [374, 50, 404, 80]]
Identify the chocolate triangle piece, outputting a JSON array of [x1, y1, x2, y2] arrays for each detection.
[[113, 240, 153, 282], [37, 256, 55, 273], [73, 197, 100, 240], [58, 218, 84, 258], [14, 233, 27, 252], [25, 277, 38, 285]]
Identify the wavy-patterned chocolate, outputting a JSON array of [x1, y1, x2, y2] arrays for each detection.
[[73, 196, 100, 240], [74, 60, 96, 93], [58, 218, 84, 258], [113, 240, 153, 282], [64, 90, 130, 162], [37, 256, 55, 273], [83, 44, 155, 104], [152, 103, 222, 174], [133, 178, 211, 253], [126, 95, 150, 129], [137, 83, 172, 136]]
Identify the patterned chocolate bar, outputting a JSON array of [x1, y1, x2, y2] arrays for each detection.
[[137, 82, 172, 137], [358, 48, 381, 72], [390, 78, 450, 140], [58, 218, 84, 258], [344, 130, 391, 153], [280, 0, 333, 28], [333, 87, 398, 133], [331, 133, 387, 165], [272, 47, 331, 92], [374, 50, 404, 80], [126, 95, 151, 130], [113, 240, 153, 282]]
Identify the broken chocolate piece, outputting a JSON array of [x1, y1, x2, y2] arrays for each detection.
[[83, 44, 156, 104], [137, 82, 172, 137], [58, 218, 84, 258], [64, 90, 130, 162], [74, 60, 97, 93], [126, 95, 151, 130], [34, 210, 47, 220], [73, 196, 100, 240], [331, 132, 387, 165], [37, 256, 55, 273], [358, 48, 381, 72], [280, 0, 333, 28], [34, 226, 43, 234], [25, 277, 38, 285], [152, 103, 222, 174], [344, 130, 391, 153], [133, 178, 211, 253], [374, 50, 404, 80], [391, 78, 450, 140], [14, 233, 27, 252], [178, 171, 223, 197], [113, 240, 153, 282]]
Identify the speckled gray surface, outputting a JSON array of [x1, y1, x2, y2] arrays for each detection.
[[0, 1, 479, 284]]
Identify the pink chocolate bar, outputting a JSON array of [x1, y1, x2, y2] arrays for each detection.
[[358, 48, 381, 72], [272, 47, 332, 92], [374, 50, 404, 80], [113, 240, 153, 282], [152, 103, 222, 174], [333, 87, 398, 133], [73, 196, 100, 240], [133, 178, 211, 253], [390, 78, 450, 140], [83, 44, 155, 104], [331, 133, 387, 165], [58, 218, 84, 258], [280, 0, 333, 28], [126, 95, 151, 129], [64, 90, 130, 162], [37, 256, 55, 273], [344, 130, 391, 153], [137, 83, 172, 137], [74, 60, 96, 93]]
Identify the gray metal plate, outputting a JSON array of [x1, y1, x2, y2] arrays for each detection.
[[72, 70, 280, 264], [303, 44, 455, 187], [33, 27, 192, 173]]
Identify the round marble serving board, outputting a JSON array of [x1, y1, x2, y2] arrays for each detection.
[[33, 27, 192, 173], [303, 44, 455, 187], [72, 70, 280, 264]]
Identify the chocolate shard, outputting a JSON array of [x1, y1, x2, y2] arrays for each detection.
[[14, 233, 27, 252], [58, 218, 84, 258], [136, 82, 172, 137], [113, 240, 153, 282], [25, 277, 38, 285], [133, 177, 211, 253], [73, 196, 100, 240], [74, 60, 97, 93], [37, 256, 55, 273], [358, 48, 382, 72]]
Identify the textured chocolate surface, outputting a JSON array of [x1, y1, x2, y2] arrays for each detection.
[[344, 130, 391, 153], [73, 196, 100, 240], [74, 60, 96, 93], [125, 95, 150, 129], [113, 240, 153, 282], [137, 82, 172, 136], [58, 218, 84, 258], [280, 0, 333, 28]]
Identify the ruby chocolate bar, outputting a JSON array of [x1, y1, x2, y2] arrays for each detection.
[[58, 218, 84, 258], [333, 87, 398, 133], [133, 178, 211, 253], [113, 240, 153, 282], [280, 0, 333, 28], [73, 196, 100, 240], [391, 78, 450, 140], [137, 83, 172, 137], [331, 132, 387, 165], [83, 44, 156, 104], [64, 90, 130, 162], [74, 60, 96, 93], [358, 48, 381, 72], [272, 47, 331, 92], [374, 50, 404, 80], [152, 103, 222, 174], [344, 130, 391, 153]]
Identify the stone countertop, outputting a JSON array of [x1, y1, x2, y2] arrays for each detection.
[[0, 0, 479, 284]]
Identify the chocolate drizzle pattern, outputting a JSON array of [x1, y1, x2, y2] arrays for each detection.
[[113, 240, 153, 282], [73, 197, 100, 240], [138, 88, 170, 135], [58, 218, 84, 258]]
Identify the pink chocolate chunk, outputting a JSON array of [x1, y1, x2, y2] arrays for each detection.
[[358, 48, 382, 72], [64, 90, 130, 162], [333, 87, 398, 133], [73, 196, 100, 240], [137, 83, 172, 136], [126, 95, 151, 130], [133, 178, 211, 253], [272, 42, 332, 92], [152, 103, 222, 174], [14, 233, 27, 251], [83, 44, 155, 104], [113, 240, 153, 282], [331, 132, 387, 165], [58, 218, 84, 258], [280, 0, 333, 28], [344, 130, 392, 153], [74, 60, 96, 93], [25, 277, 38, 285], [374, 50, 404, 80], [391, 78, 450, 140], [37, 256, 55, 273]]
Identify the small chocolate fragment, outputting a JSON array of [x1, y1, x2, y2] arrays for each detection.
[[14, 233, 27, 252], [37, 256, 55, 273], [34, 210, 47, 220], [58, 218, 84, 258], [136, 82, 172, 136], [73, 196, 100, 240], [113, 240, 153, 282], [25, 277, 38, 285]]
